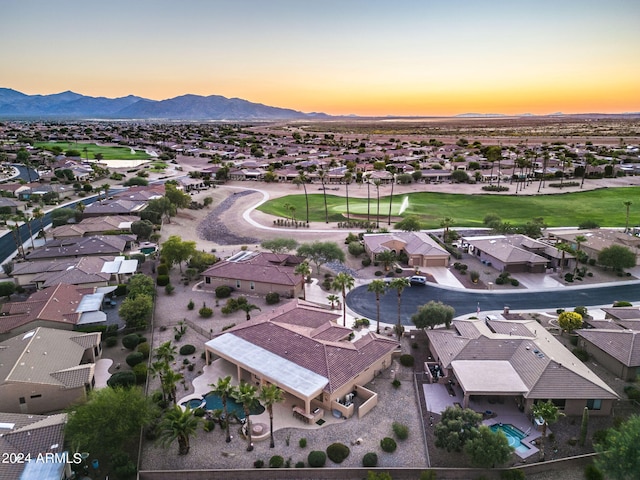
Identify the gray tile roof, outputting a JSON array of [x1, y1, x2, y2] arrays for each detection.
[[201, 252, 304, 287], [577, 329, 640, 367]]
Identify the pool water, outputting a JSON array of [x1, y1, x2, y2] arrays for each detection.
[[490, 423, 530, 454], [182, 392, 265, 419]]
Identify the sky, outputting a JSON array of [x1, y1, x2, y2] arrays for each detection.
[[1, 0, 639, 117]]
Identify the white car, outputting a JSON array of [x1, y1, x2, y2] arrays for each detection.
[[410, 275, 427, 285]]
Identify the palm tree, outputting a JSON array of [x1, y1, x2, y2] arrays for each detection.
[[154, 341, 177, 364], [32, 207, 44, 240], [387, 174, 395, 226], [210, 375, 237, 443], [440, 217, 454, 244], [319, 168, 329, 223], [232, 381, 259, 451], [101, 183, 110, 202], [331, 272, 355, 326], [239, 302, 261, 321], [623, 201, 632, 232], [293, 171, 309, 225], [376, 250, 396, 271], [486, 145, 501, 186], [537, 147, 550, 193], [162, 369, 184, 407], [581, 153, 595, 189], [294, 261, 311, 300], [258, 384, 285, 448], [327, 294, 339, 310], [531, 400, 564, 461], [25, 214, 36, 251], [573, 234, 587, 274], [8, 218, 25, 259], [158, 406, 200, 455], [367, 279, 388, 334], [374, 179, 381, 227], [389, 277, 410, 339], [344, 171, 352, 222], [366, 177, 371, 224]]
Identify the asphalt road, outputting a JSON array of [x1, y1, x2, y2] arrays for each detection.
[[346, 281, 640, 325]]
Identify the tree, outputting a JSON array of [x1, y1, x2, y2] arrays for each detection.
[[158, 406, 200, 455], [293, 171, 309, 224], [344, 171, 352, 222], [162, 369, 184, 407], [232, 381, 259, 451], [451, 169, 469, 183], [485, 145, 502, 186], [297, 241, 345, 274], [258, 384, 285, 448], [367, 279, 387, 334], [210, 375, 237, 443], [32, 207, 44, 239], [327, 294, 339, 310], [101, 183, 111, 202], [161, 235, 197, 272], [531, 400, 564, 461], [239, 302, 261, 321], [412, 301, 455, 330], [127, 273, 156, 299], [598, 245, 636, 271], [319, 168, 329, 223], [573, 234, 588, 274], [558, 311, 583, 334], [119, 293, 153, 329], [165, 183, 191, 211], [153, 341, 177, 364], [434, 406, 482, 452], [395, 216, 421, 232], [65, 386, 155, 463], [440, 217, 454, 244], [376, 250, 396, 271], [623, 201, 632, 232], [261, 238, 299, 254], [374, 179, 381, 227], [387, 175, 395, 226], [595, 414, 640, 480], [147, 196, 176, 224], [0, 281, 16, 300], [131, 219, 154, 241], [389, 277, 410, 339], [294, 261, 311, 300], [332, 272, 355, 326], [464, 425, 514, 468]]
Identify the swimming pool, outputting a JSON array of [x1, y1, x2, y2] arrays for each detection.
[[181, 392, 265, 419], [490, 423, 531, 454]]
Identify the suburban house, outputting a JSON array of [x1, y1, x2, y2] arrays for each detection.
[[577, 307, 640, 381], [425, 317, 618, 416], [363, 232, 450, 268], [49, 215, 139, 239], [462, 234, 572, 273], [24, 235, 132, 261], [82, 198, 147, 218], [0, 283, 114, 340], [552, 229, 640, 263], [204, 299, 399, 420], [0, 327, 101, 414], [200, 251, 305, 298], [0, 197, 19, 213]]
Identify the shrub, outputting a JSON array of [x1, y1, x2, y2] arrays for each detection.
[[165, 284, 175, 294], [592, 429, 609, 446], [392, 422, 409, 440], [374, 270, 384, 276], [105, 336, 118, 347], [495, 276, 504, 285], [420, 471, 437, 480], [137, 342, 150, 359], [399, 354, 415, 367], [122, 333, 141, 350], [157, 264, 169, 276], [307, 450, 326, 468], [613, 300, 632, 307], [187, 299, 195, 310], [500, 470, 525, 480], [107, 371, 136, 388], [215, 285, 232, 298], [269, 455, 284, 468], [361, 257, 372, 267], [253, 459, 264, 468], [326, 442, 350, 463], [133, 363, 148, 384], [572, 348, 589, 361], [180, 344, 196, 355], [126, 352, 145, 367], [114, 284, 128, 296], [221, 323, 236, 331], [564, 273, 574, 282], [380, 437, 397, 453], [265, 292, 280, 305], [199, 306, 213, 318], [584, 464, 604, 480], [193, 407, 206, 417], [362, 452, 378, 467], [156, 275, 170, 286], [392, 379, 401, 389], [299, 438, 307, 448], [510, 278, 519, 286], [203, 420, 215, 432], [295, 461, 305, 468]]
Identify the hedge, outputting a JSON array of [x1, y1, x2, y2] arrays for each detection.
[[126, 352, 145, 367], [308, 450, 326, 468], [215, 285, 232, 298], [107, 371, 136, 388], [380, 437, 397, 453], [122, 333, 141, 350], [179, 344, 196, 355], [156, 275, 170, 287], [362, 452, 378, 467], [326, 442, 350, 463]]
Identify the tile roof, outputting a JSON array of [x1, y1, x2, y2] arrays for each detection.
[[201, 252, 304, 287], [577, 329, 640, 367], [363, 232, 449, 257], [24, 235, 127, 260]]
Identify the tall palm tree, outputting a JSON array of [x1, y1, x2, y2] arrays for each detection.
[[344, 171, 352, 222], [154, 341, 177, 364], [440, 217, 454, 244], [374, 179, 381, 227], [366, 177, 371, 224], [32, 207, 44, 239], [158, 406, 200, 455], [319, 168, 328, 223], [232, 381, 259, 451], [623, 201, 632, 232], [149, 361, 169, 404], [573, 234, 587, 274], [486, 145, 501, 186], [389, 277, 410, 339], [367, 279, 388, 334], [101, 183, 110, 202], [258, 384, 284, 448], [210, 375, 237, 443], [538, 147, 550, 193], [581, 153, 595, 189], [294, 261, 311, 300], [331, 272, 355, 326], [387, 174, 395, 226], [162, 369, 183, 407], [531, 400, 564, 461], [25, 214, 36, 251], [293, 171, 309, 225]]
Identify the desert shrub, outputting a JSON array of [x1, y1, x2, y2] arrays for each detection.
[[265, 292, 280, 305], [392, 379, 401, 389], [137, 342, 150, 359], [362, 452, 378, 467], [187, 299, 194, 310], [299, 438, 307, 448], [156, 275, 170, 286], [122, 333, 141, 350], [380, 437, 397, 453], [572, 348, 589, 361], [500, 470, 525, 480], [165, 284, 175, 294], [399, 354, 415, 367], [215, 285, 232, 298], [392, 422, 409, 440], [269, 455, 284, 468], [348, 241, 365, 257], [203, 420, 215, 432], [180, 344, 196, 355], [253, 459, 264, 468], [126, 352, 145, 367], [295, 461, 305, 468], [564, 273, 574, 282], [361, 257, 372, 267], [105, 336, 118, 347], [157, 264, 169, 276], [374, 270, 384, 276], [107, 371, 136, 388], [132, 363, 148, 384], [584, 464, 604, 480], [193, 407, 206, 417], [510, 278, 520, 286], [308, 450, 326, 468], [613, 300, 632, 307], [495, 276, 504, 285], [199, 306, 213, 318], [326, 442, 350, 463]]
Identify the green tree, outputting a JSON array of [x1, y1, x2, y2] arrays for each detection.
[[119, 293, 153, 329], [440, 217, 454, 244], [147, 196, 176, 224], [238, 302, 261, 321], [327, 293, 339, 310], [127, 273, 156, 299], [210, 376, 237, 443], [158, 406, 200, 455], [319, 168, 329, 223], [294, 261, 312, 300], [367, 279, 388, 334], [412, 301, 455, 330], [232, 381, 259, 451], [131, 219, 154, 240], [292, 171, 309, 224], [165, 183, 191, 211], [297, 241, 345, 274], [598, 245, 636, 271], [0, 281, 16, 300], [376, 250, 396, 271], [623, 201, 632, 232], [434, 406, 482, 452], [161, 235, 197, 272], [261, 238, 299, 254], [395, 215, 421, 231], [258, 384, 285, 448], [464, 425, 514, 468], [389, 277, 411, 339], [332, 272, 355, 326], [595, 414, 640, 480], [558, 311, 583, 334], [162, 369, 184, 407], [531, 400, 564, 461]]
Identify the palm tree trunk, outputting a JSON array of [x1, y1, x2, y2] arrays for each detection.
[[376, 186, 380, 228], [342, 289, 347, 327], [245, 410, 253, 451], [387, 179, 394, 226], [345, 181, 350, 222], [302, 183, 309, 224], [223, 398, 232, 443], [27, 220, 35, 250], [269, 407, 275, 448], [396, 293, 402, 339], [367, 181, 371, 224], [376, 295, 381, 334]]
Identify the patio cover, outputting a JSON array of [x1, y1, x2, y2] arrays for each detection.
[[206, 333, 329, 398], [451, 360, 528, 395]]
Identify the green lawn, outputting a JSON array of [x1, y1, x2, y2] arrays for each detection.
[[35, 142, 151, 161], [257, 187, 640, 228]]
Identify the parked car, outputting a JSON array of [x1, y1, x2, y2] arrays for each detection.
[[410, 275, 427, 285]]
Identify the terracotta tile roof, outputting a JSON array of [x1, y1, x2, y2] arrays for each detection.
[[201, 252, 304, 287]]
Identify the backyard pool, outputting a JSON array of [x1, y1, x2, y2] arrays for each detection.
[[181, 392, 265, 419], [490, 423, 531, 454]]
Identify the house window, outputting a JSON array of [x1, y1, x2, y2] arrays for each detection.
[[19, 397, 25, 404], [236, 280, 241, 289], [30, 394, 42, 399], [205, 277, 211, 284], [587, 399, 602, 410], [250, 281, 255, 290], [551, 399, 566, 409]]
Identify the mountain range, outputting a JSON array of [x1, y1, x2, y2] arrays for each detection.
[[0, 88, 329, 121]]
